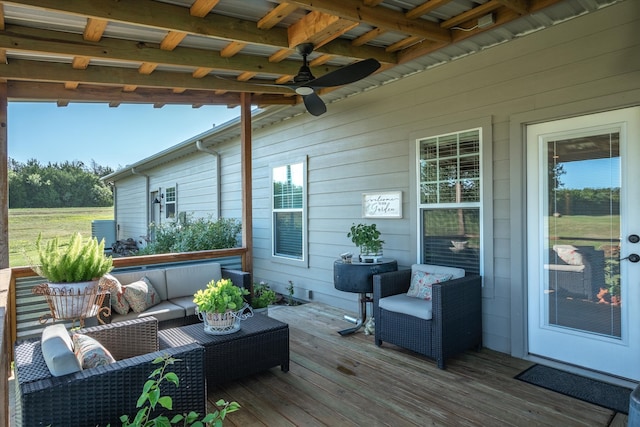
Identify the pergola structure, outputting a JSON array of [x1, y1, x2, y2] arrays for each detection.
[[0, 0, 604, 269]]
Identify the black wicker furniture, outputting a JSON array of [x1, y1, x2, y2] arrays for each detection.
[[373, 264, 482, 369], [158, 314, 289, 385], [13, 317, 206, 427]]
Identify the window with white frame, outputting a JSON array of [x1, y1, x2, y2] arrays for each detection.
[[272, 161, 306, 262], [165, 185, 176, 219], [417, 129, 481, 274]]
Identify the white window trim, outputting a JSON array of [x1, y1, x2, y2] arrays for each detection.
[[410, 118, 493, 296], [270, 156, 308, 267]]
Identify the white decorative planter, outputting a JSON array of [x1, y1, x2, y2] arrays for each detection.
[[198, 304, 253, 335], [44, 280, 100, 319]]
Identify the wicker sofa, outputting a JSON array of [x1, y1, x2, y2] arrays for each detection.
[[104, 261, 251, 328], [13, 317, 206, 427], [373, 264, 482, 369]]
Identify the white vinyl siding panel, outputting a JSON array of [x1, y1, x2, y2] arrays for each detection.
[[114, 176, 147, 244], [148, 154, 218, 220]]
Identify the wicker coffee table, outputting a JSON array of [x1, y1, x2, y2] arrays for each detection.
[[158, 314, 289, 385]]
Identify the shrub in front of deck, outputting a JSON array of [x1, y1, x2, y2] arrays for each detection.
[[139, 215, 241, 255]]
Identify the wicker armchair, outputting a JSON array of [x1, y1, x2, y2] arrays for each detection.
[[373, 265, 482, 369], [14, 317, 206, 427]]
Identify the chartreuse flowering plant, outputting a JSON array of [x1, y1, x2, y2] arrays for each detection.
[[193, 278, 249, 313]]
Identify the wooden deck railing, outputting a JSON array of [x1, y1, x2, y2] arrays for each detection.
[[0, 248, 248, 427]]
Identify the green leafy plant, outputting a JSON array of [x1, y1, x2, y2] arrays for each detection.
[[138, 216, 241, 255], [193, 278, 249, 313], [286, 280, 298, 306], [251, 282, 277, 309], [117, 355, 240, 427], [347, 223, 384, 255], [32, 232, 113, 282]]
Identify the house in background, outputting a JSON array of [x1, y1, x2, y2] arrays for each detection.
[[102, 0, 640, 384]]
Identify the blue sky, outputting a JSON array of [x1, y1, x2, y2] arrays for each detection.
[[8, 102, 241, 170], [561, 157, 620, 189]]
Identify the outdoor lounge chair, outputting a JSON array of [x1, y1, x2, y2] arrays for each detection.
[[373, 264, 482, 369], [13, 317, 206, 427]]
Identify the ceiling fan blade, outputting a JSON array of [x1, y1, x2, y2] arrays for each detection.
[[307, 58, 381, 89], [302, 92, 327, 116]]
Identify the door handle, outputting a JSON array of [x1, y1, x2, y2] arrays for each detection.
[[621, 253, 640, 263]]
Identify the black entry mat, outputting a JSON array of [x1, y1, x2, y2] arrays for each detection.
[[515, 364, 633, 414]]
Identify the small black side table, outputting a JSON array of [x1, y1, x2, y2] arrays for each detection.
[[333, 258, 397, 335]]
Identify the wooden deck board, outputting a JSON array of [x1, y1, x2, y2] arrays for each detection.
[[208, 303, 625, 426]]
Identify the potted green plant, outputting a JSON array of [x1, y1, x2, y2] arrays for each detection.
[[31, 232, 113, 319], [251, 281, 277, 315], [347, 223, 384, 263], [193, 278, 251, 335]]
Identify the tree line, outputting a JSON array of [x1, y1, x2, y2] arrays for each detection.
[[8, 158, 115, 208]]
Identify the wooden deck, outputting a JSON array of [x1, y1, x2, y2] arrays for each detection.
[[211, 302, 628, 427]]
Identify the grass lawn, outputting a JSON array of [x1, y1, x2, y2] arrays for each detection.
[[548, 214, 620, 247], [9, 207, 113, 268]]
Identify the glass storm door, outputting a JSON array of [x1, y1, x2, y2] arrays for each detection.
[[527, 107, 640, 381]]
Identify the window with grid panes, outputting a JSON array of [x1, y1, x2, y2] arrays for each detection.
[[272, 162, 305, 261], [418, 129, 481, 274]]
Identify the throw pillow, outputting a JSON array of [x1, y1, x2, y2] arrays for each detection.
[[553, 245, 584, 266], [100, 273, 130, 315], [406, 271, 453, 300], [72, 333, 116, 369], [123, 276, 161, 313]]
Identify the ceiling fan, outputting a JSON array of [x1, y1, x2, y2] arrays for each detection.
[[225, 43, 381, 116]]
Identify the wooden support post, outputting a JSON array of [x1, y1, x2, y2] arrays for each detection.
[[240, 92, 252, 275], [0, 82, 7, 269]]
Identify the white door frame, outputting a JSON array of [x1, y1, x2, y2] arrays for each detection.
[[525, 106, 640, 381]]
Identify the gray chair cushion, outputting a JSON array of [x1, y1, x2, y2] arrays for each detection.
[[379, 294, 433, 320], [40, 324, 82, 376]]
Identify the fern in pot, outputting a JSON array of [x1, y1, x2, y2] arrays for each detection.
[[31, 232, 113, 320], [193, 278, 252, 335]]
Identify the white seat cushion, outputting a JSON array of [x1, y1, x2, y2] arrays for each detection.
[[379, 294, 433, 320], [412, 264, 465, 279]]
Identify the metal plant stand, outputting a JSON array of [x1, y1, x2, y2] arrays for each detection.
[[333, 258, 397, 335], [32, 282, 111, 328]]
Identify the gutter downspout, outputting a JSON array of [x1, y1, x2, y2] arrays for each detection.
[[196, 140, 221, 218], [131, 167, 150, 241]]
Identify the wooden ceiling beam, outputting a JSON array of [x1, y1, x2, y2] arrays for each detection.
[[352, 28, 387, 47], [160, 31, 187, 50], [497, 0, 529, 15], [220, 41, 247, 58], [83, 18, 107, 41], [257, 3, 299, 30], [189, 0, 220, 17], [441, 0, 502, 29], [287, 11, 358, 49], [285, 0, 451, 43], [0, 59, 293, 94], [6, 81, 298, 106], [0, 25, 354, 77], [8, 0, 392, 63], [406, 0, 454, 19]]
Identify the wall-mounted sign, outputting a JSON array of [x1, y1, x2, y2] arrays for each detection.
[[362, 191, 402, 218]]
